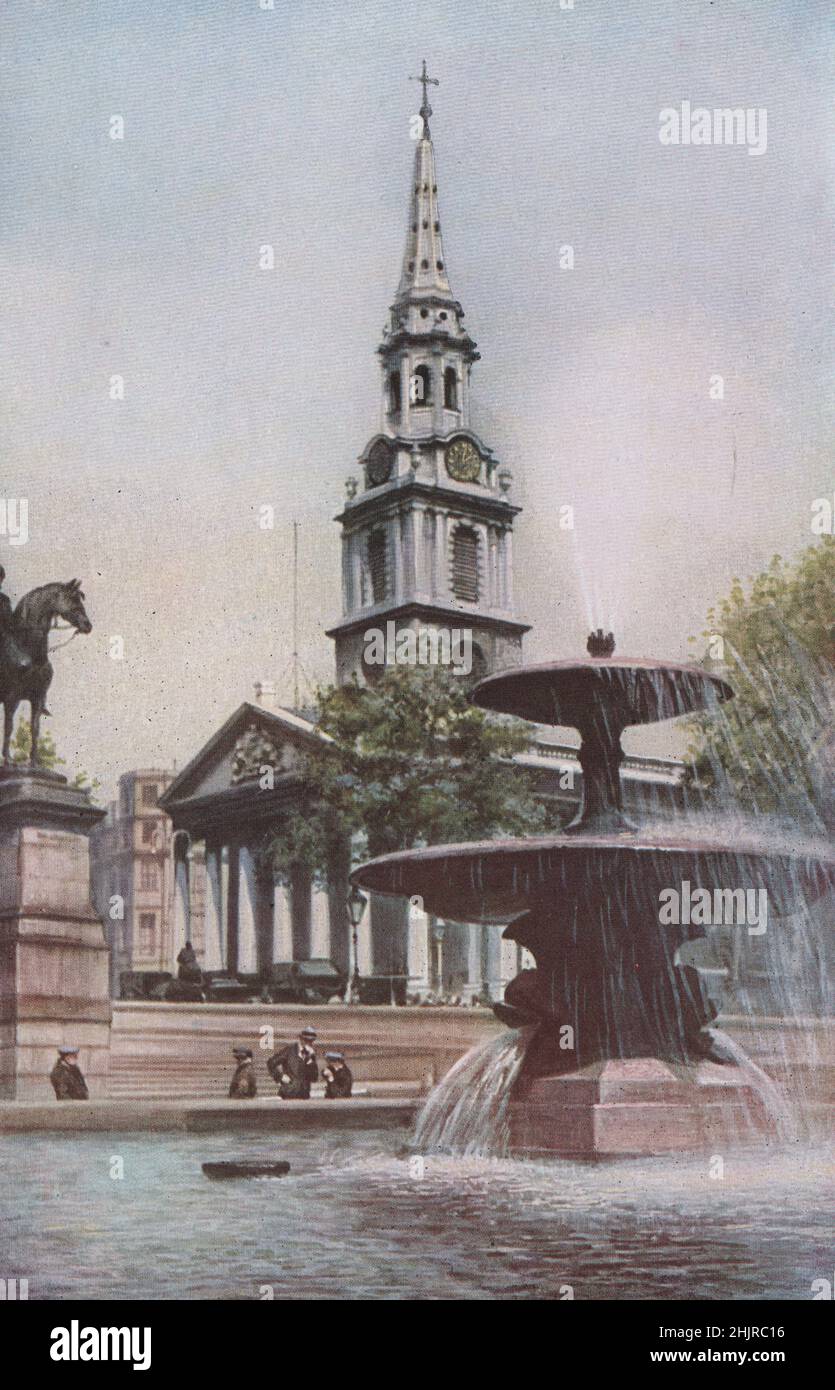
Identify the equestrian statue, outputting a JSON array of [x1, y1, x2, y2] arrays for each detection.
[[0, 565, 92, 767]]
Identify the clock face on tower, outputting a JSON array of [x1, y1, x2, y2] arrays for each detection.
[[366, 440, 394, 488], [445, 437, 481, 483]]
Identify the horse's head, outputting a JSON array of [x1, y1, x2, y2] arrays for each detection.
[[55, 578, 92, 634]]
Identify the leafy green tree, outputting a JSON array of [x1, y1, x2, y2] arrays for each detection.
[[269, 664, 549, 881], [685, 537, 834, 826], [10, 716, 99, 795]]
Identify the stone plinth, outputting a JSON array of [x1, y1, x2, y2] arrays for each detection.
[[509, 1058, 772, 1158], [0, 769, 110, 1100]]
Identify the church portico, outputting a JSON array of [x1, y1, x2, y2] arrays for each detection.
[[158, 703, 355, 985]]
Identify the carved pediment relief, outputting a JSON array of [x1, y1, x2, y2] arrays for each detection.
[[231, 727, 290, 784]]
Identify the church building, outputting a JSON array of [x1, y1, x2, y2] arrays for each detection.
[[140, 76, 684, 1002]]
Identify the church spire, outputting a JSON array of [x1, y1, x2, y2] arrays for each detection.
[[397, 62, 453, 302], [411, 59, 439, 140], [327, 63, 529, 689]]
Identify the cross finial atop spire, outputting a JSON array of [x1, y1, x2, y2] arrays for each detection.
[[410, 59, 439, 139]]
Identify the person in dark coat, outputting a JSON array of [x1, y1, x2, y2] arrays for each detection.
[[228, 1045, 257, 1098], [176, 941, 202, 984], [267, 1027, 318, 1098], [49, 1046, 89, 1100], [322, 1051, 353, 1099]]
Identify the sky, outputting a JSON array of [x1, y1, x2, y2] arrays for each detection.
[[1, 0, 832, 796]]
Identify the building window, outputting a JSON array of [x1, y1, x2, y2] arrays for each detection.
[[141, 783, 159, 807], [388, 371, 401, 414], [138, 913, 156, 954], [412, 364, 431, 405], [140, 860, 160, 892], [141, 820, 157, 844], [367, 530, 388, 604], [451, 525, 480, 603], [444, 367, 458, 410]]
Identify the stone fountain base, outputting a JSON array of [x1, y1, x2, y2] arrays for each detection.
[[509, 1058, 773, 1159]]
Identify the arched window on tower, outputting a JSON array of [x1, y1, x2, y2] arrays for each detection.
[[451, 525, 480, 604], [367, 529, 388, 605], [388, 371, 401, 415], [411, 364, 432, 406], [444, 367, 458, 410]]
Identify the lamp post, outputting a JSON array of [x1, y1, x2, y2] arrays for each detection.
[[346, 886, 367, 1004]]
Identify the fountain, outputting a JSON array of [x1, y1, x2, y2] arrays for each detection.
[[351, 632, 835, 1157]]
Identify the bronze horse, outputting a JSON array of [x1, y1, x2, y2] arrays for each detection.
[[0, 579, 92, 766]]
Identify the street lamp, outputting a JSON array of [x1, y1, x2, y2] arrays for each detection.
[[346, 885, 368, 1004]]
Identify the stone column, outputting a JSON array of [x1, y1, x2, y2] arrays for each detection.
[[273, 879, 293, 962], [237, 846, 259, 975], [481, 924, 504, 1002], [290, 863, 312, 960], [0, 770, 111, 1100], [311, 884, 330, 958], [400, 350, 411, 433], [434, 512, 447, 600], [466, 923, 482, 1003], [407, 899, 431, 996], [390, 513, 403, 603], [226, 844, 240, 974], [203, 843, 226, 973], [350, 531, 363, 614]]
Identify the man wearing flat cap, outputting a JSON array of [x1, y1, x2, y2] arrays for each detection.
[[228, 1045, 257, 1098], [322, 1051, 353, 1099], [267, 1026, 318, 1099], [49, 1046, 89, 1100]]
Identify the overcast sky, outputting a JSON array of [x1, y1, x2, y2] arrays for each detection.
[[1, 0, 831, 796]]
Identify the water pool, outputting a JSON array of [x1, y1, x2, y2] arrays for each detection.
[[0, 1129, 831, 1300]]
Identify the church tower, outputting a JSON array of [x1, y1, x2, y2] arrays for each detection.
[[327, 65, 529, 685]]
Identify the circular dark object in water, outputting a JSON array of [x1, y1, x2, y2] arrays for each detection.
[[201, 1161, 290, 1180]]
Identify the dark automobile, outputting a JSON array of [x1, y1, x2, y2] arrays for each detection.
[[119, 971, 174, 1001], [265, 959, 347, 1004], [202, 972, 257, 1004]]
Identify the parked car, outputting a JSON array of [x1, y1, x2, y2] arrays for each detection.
[[119, 971, 173, 1001], [202, 972, 257, 1004], [265, 959, 347, 1004]]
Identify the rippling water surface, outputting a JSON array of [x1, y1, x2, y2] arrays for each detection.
[[1, 1129, 830, 1300]]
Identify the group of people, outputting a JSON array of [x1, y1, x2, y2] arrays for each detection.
[[229, 1027, 353, 1100], [48, 1029, 353, 1102]]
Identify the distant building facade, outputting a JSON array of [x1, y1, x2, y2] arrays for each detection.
[[90, 769, 206, 995]]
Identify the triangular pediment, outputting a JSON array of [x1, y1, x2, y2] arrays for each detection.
[[158, 703, 328, 809]]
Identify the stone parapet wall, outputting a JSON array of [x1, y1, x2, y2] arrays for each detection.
[[110, 1000, 505, 1098]]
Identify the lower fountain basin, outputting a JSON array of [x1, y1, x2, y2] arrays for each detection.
[[350, 831, 835, 924]]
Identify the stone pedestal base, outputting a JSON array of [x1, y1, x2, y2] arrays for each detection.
[[0, 769, 110, 1100], [509, 1057, 772, 1158]]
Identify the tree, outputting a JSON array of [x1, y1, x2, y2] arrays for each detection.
[[9, 715, 100, 795], [268, 664, 550, 881], [685, 537, 835, 827]]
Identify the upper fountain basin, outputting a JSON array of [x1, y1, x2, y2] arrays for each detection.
[[471, 658, 734, 730], [350, 831, 835, 925]]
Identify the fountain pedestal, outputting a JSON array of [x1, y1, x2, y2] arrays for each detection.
[[509, 1059, 771, 1158], [0, 770, 111, 1100]]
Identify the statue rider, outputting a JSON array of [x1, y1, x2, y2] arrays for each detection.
[[0, 566, 31, 678]]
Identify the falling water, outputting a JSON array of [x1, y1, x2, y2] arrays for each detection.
[[413, 1030, 532, 1157], [705, 1028, 800, 1144]]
